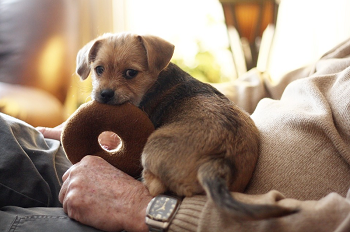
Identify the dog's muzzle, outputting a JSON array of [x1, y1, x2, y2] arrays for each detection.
[[99, 89, 115, 103]]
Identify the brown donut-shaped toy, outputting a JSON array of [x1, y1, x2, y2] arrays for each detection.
[[61, 101, 155, 177]]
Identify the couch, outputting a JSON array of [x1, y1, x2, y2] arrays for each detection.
[[0, 0, 81, 127]]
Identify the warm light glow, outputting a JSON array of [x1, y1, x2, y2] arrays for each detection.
[[267, 0, 350, 80], [38, 36, 65, 92], [0, 98, 26, 120], [113, 0, 237, 80]]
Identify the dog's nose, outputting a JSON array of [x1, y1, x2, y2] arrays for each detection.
[[100, 89, 115, 103]]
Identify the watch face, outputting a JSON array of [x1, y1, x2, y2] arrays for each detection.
[[148, 196, 179, 222]]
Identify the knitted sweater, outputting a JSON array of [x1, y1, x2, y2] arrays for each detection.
[[169, 38, 350, 232]]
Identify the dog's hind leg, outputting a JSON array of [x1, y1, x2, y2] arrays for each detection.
[[142, 169, 167, 196]]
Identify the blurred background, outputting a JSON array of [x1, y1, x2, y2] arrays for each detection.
[[0, 0, 350, 127]]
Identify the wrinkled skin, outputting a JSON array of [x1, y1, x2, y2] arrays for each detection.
[[37, 126, 151, 232]]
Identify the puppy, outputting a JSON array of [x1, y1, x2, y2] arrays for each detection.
[[76, 32, 297, 219]]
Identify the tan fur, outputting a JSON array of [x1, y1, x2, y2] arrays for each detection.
[[76, 33, 174, 106], [141, 96, 258, 196], [76, 32, 297, 219]]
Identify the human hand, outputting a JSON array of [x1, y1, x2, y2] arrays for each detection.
[[59, 155, 151, 232], [36, 122, 65, 141], [37, 124, 121, 151]]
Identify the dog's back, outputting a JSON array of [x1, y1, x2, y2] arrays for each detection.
[[141, 63, 297, 219], [75, 32, 297, 220]]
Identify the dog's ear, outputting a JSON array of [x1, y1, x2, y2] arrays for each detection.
[[138, 35, 175, 74], [76, 39, 104, 80]]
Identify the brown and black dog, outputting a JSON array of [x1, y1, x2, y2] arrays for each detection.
[[76, 32, 296, 219]]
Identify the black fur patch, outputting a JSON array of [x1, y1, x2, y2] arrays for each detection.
[[139, 63, 229, 128], [203, 175, 255, 217], [202, 172, 299, 219]]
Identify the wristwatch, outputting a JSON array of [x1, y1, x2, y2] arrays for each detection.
[[145, 195, 181, 232]]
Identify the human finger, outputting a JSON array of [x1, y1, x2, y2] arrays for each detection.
[[36, 126, 62, 140], [58, 173, 69, 205], [98, 131, 121, 150]]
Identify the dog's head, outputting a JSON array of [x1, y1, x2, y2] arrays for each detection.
[[76, 33, 174, 106]]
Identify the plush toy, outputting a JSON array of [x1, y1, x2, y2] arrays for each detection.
[[61, 101, 155, 177]]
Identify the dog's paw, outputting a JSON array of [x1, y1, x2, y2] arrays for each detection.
[[142, 169, 167, 196], [170, 182, 203, 197]]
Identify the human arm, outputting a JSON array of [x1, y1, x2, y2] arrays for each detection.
[[59, 156, 350, 232], [47, 38, 350, 232], [171, 38, 350, 232], [59, 155, 151, 232], [37, 124, 120, 150], [168, 39, 350, 232], [211, 65, 313, 114], [168, 191, 350, 232]]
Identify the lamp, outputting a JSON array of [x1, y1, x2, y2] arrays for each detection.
[[220, 0, 279, 72]]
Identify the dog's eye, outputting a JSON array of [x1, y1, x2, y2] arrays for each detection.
[[95, 66, 104, 76], [124, 69, 138, 79]]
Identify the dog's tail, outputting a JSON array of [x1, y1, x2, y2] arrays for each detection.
[[198, 159, 298, 220]]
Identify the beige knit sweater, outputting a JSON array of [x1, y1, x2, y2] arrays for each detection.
[[169, 38, 350, 232]]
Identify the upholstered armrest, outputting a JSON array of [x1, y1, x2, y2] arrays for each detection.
[[0, 83, 64, 127]]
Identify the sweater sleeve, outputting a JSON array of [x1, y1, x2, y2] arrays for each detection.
[[169, 38, 350, 232], [212, 64, 315, 114], [170, 191, 350, 232]]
